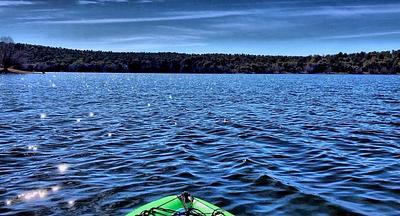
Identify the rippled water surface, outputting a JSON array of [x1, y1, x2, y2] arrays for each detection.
[[0, 73, 399, 216]]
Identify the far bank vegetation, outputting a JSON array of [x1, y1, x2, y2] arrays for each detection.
[[1, 37, 399, 74]]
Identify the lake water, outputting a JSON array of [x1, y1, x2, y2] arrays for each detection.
[[0, 73, 399, 216]]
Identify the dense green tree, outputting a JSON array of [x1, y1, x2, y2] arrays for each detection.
[[0, 37, 27, 73], [1, 42, 399, 74]]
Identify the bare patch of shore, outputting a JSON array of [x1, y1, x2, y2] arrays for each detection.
[[0, 67, 43, 74]]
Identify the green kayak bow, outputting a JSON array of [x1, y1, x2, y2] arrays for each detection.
[[126, 192, 234, 216]]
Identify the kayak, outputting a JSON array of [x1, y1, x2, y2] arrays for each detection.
[[126, 192, 234, 216]]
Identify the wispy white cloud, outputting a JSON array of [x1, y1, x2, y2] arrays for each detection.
[[78, 0, 163, 4], [0, 1, 35, 6], [285, 4, 400, 17], [212, 20, 294, 31], [28, 10, 257, 24], [78, 0, 128, 5], [30, 8, 65, 12], [135, 0, 163, 3], [99, 41, 207, 52], [136, 0, 153, 3], [157, 25, 215, 36], [72, 33, 207, 52], [17, 15, 56, 20], [321, 31, 400, 40], [17, 8, 73, 21], [106, 35, 203, 43]]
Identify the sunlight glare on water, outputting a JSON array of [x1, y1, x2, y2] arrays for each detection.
[[68, 200, 75, 207], [0, 73, 399, 216], [18, 189, 48, 202], [57, 164, 69, 174], [51, 186, 60, 192], [5, 200, 11, 206], [27, 145, 38, 151]]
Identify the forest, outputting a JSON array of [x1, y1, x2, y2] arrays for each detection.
[[1, 41, 400, 74]]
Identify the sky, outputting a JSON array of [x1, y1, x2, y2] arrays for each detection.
[[0, 0, 400, 55]]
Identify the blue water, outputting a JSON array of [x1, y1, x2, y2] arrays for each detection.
[[0, 73, 399, 216]]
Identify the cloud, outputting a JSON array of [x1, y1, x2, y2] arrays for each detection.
[[107, 35, 203, 43], [135, 0, 163, 3], [78, 0, 163, 4], [78, 0, 128, 4], [157, 26, 215, 36], [285, 4, 400, 17], [30, 8, 65, 12], [0, 1, 35, 6], [321, 31, 400, 40], [212, 20, 294, 31], [113, 41, 208, 52], [17, 8, 73, 21], [73, 33, 207, 52], [17, 15, 57, 20], [28, 10, 257, 24]]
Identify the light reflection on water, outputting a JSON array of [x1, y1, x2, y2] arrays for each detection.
[[0, 73, 399, 216], [5, 186, 61, 206], [28, 145, 38, 151], [57, 164, 69, 174], [51, 186, 60, 192], [68, 200, 75, 207]]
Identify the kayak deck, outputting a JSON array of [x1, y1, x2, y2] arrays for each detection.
[[126, 192, 234, 216]]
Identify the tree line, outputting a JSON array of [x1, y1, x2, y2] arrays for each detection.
[[1, 39, 400, 74], [0, 37, 25, 72]]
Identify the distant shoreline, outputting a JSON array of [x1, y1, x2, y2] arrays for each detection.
[[7, 70, 398, 75], [2, 68, 399, 75], [5, 71, 398, 75], [3, 42, 400, 75]]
